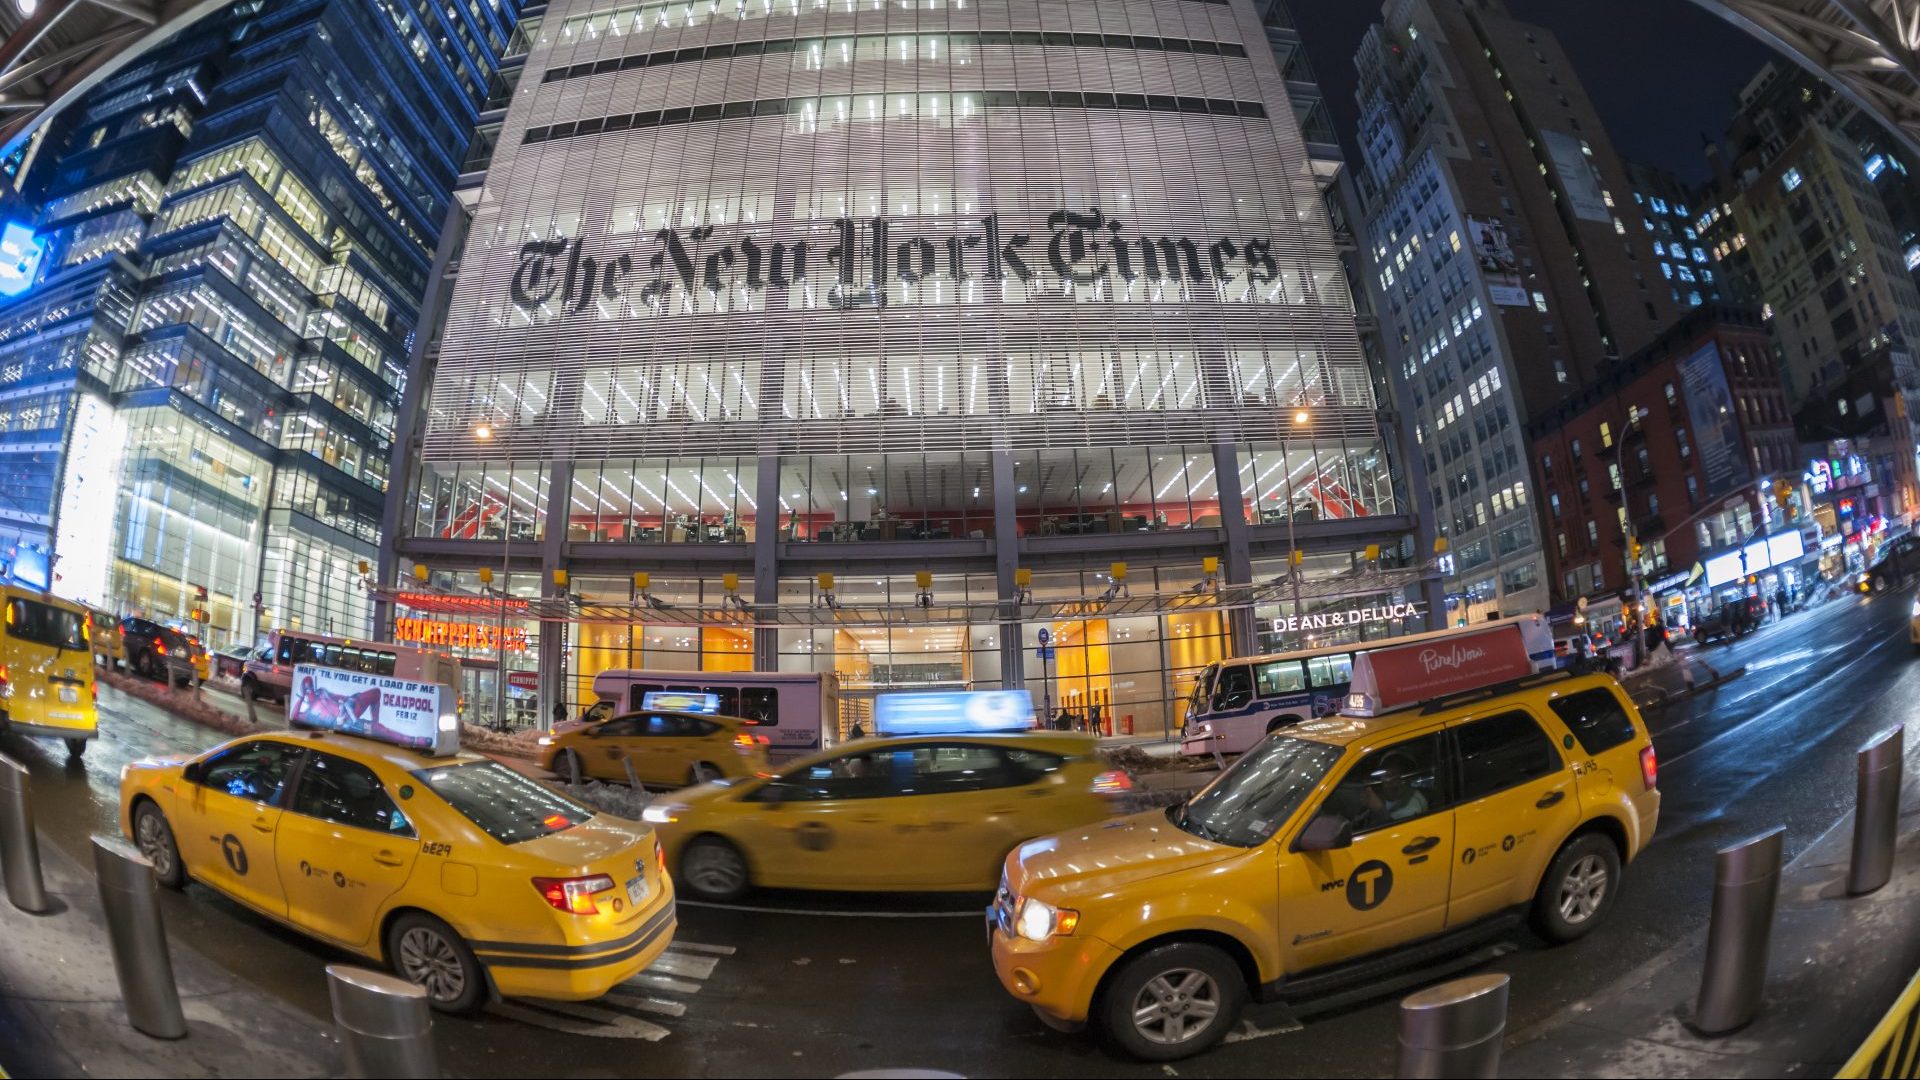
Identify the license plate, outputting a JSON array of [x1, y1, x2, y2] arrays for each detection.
[[626, 875, 647, 907], [58, 686, 79, 704]]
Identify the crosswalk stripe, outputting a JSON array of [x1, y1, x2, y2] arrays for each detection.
[[603, 986, 690, 1017], [666, 940, 736, 956], [486, 1002, 672, 1041], [622, 971, 704, 994], [648, 952, 720, 979]]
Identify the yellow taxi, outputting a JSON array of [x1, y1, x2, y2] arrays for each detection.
[[990, 623, 1660, 1061], [120, 729, 676, 1011], [88, 607, 124, 671], [645, 732, 1131, 900], [0, 585, 99, 757], [536, 708, 769, 787]]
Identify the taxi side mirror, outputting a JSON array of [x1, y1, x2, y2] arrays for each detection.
[[181, 761, 205, 785], [1295, 813, 1354, 852]]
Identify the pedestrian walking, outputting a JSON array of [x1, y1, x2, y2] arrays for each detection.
[[1087, 703, 1104, 737]]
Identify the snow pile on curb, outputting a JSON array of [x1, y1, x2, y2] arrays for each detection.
[[99, 671, 255, 736], [558, 779, 653, 821], [458, 724, 545, 756], [1098, 745, 1208, 775]]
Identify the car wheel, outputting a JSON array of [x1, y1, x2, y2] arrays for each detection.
[[387, 912, 486, 1013], [688, 760, 722, 785], [133, 801, 185, 889], [1874, 574, 1889, 593], [679, 835, 750, 902], [1532, 832, 1622, 943], [1097, 942, 1245, 1062], [135, 650, 153, 678], [64, 738, 86, 758]]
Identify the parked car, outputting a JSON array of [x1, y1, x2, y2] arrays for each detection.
[[1693, 599, 1760, 644], [118, 617, 200, 687]]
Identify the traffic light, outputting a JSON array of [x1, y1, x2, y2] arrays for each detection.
[[1628, 537, 1643, 562]]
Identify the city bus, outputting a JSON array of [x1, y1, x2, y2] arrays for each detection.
[[586, 669, 841, 760], [241, 628, 459, 705], [0, 583, 99, 757], [1180, 614, 1556, 757]]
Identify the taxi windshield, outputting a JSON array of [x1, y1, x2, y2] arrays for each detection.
[[416, 760, 592, 844], [1171, 735, 1344, 847]]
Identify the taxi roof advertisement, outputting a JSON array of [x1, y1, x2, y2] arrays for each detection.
[[1347, 626, 1535, 715], [288, 663, 459, 756]]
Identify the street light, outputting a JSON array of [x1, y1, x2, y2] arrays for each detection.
[[473, 422, 493, 441]]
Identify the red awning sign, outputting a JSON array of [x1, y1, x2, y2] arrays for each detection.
[[1343, 623, 1539, 717]]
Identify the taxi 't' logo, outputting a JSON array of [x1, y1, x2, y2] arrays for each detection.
[[220, 834, 248, 876], [1346, 859, 1392, 910]]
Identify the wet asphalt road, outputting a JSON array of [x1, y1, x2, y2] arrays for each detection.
[[6, 590, 1919, 1078]]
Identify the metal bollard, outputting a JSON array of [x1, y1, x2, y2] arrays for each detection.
[[92, 835, 186, 1039], [1396, 972, 1509, 1079], [327, 964, 438, 1078], [0, 754, 50, 913], [622, 755, 646, 798], [1849, 724, 1904, 896], [1691, 826, 1785, 1035], [567, 750, 582, 787]]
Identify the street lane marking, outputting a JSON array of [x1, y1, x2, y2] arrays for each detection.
[[1663, 622, 1906, 768], [649, 952, 719, 979], [486, 1002, 671, 1041], [486, 939, 730, 1039], [679, 899, 983, 918]]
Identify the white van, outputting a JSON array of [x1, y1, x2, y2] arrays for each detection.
[[242, 629, 459, 705], [1180, 614, 1557, 757], [586, 669, 840, 760]]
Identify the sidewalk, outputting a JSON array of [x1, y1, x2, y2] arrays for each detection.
[[0, 826, 339, 1077], [1502, 767, 1920, 1077]]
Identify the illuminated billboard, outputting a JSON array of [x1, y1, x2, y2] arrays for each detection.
[[0, 222, 43, 297]]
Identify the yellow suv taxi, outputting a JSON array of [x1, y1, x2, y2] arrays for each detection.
[[121, 730, 676, 1011], [645, 731, 1130, 900], [537, 709, 769, 787], [1, 585, 98, 757], [990, 666, 1660, 1060]]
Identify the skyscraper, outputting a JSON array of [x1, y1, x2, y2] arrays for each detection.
[[0, 0, 518, 644], [381, 0, 1421, 730], [1350, 0, 1684, 620]]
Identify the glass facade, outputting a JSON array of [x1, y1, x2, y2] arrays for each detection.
[[3, 1, 519, 648], [386, 0, 1418, 726]]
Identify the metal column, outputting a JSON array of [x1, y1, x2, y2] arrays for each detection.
[[327, 964, 438, 1078], [1691, 825, 1785, 1035], [1848, 724, 1904, 895], [0, 754, 49, 913], [538, 460, 572, 722], [754, 453, 783, 670], [1396, 972, 1509, 1078], [92, 835, 186, 1039], [991, 450, 1024, 690], [1213, 442, 1257, 656]]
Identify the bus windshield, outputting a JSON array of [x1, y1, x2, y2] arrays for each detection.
[[6, 598, 87, 652], [1185, 664, 1217, 719]]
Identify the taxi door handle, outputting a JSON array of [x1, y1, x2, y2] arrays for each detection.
[[250, 818, 274, 834], [849, 815, 884, 824], [1401, 836, 1441, 855], [1536, 790, 1566, 809], [373, 851, 405, 867]]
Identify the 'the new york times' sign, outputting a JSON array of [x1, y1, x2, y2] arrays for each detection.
[[510, 207, 1300, 317]]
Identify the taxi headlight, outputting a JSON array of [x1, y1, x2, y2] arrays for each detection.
[[641, 804, 683, 825], [1015, 897, 1078, 942], [1911, 598, 1919, 618], [536, 736, 554, 746]]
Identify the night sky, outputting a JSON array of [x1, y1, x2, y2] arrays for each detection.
[[1291, 0, 1779, 186]]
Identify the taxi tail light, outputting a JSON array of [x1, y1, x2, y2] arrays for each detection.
[[654, 838, 666, 874], [1639, 744, 1659, 791], [533, 874, 616, 916], [154, 641, 167, 656], [732, 733, 757, 754], [1090, 770, 1134, 794]]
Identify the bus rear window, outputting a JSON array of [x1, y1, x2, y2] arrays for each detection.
[[6, 599, 87, 651], [416, 761, 594, 843]]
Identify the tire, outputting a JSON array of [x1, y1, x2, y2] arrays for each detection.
[[386, 912, 487, 1013], [688, 760, 722, 785], [1532, 832, 1623, 943], [1873, 574, 1889, 593], [132, 801, 186, 889], [135, 650, 154, 679], [679, 835, 750, 902], [1096, 942, 1246, 1062], [64, 738, 86, 758]]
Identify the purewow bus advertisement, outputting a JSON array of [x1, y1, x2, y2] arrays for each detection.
[[286, 664, 460, 756]]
